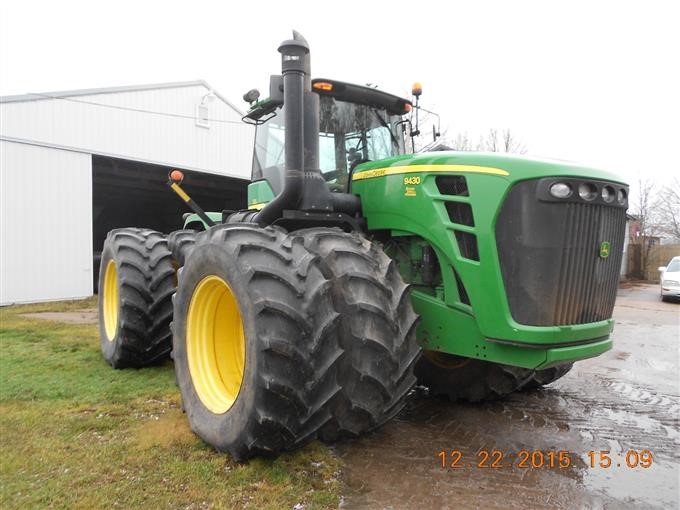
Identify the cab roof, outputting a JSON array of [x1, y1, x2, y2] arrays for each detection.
[[312, 78, 411, 116]]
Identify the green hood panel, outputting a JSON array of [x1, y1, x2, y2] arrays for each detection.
[[352, 151, 625, 185]]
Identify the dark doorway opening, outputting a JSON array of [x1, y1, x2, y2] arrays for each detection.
[[92, 155, 247, 290]]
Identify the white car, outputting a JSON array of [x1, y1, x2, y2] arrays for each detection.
[[658, 256, 680, 302]]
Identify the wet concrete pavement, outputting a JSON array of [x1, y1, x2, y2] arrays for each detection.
[[337, 284, 680, 509]]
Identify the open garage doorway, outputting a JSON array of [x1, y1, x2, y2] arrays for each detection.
[[92, 155, 248, 290]]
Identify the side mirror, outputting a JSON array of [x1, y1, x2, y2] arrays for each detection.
[[658, 266, 667, 272], [242, 75, 284, 123]]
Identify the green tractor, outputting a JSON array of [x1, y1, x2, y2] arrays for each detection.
[[98, 32, 628, 459]]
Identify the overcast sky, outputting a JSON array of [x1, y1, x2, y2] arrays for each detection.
[[1, 0, 678, 203]]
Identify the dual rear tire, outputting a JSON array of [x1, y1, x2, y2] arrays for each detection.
[[99, 227, 199, 368], [98, 228, 175, 368]]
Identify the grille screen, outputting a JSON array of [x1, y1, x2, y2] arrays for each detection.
[[455, 231, 479, 261], [436, 176, 469, 196], [496, 179, 626, 326], [446, 202, 475, 226]]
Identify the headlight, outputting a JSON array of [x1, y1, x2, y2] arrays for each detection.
[[617, 188, 627, 205], [578, 183, 597, 201], [550, 182, 572, 198], [601, 185, 615, 203], [662, 280, 679, 287]]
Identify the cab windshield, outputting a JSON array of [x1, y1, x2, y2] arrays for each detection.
[[253, 96, 405, 191]]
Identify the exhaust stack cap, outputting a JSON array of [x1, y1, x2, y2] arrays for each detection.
[[278, 30, 309, 73]]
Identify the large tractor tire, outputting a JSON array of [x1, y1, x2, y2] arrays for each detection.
[[167, 229, 197, 267], [523, 363, 573, 390], [294, 228, 421, 440], [415, 351, 535, 402], [98, 228, 175, 368], [172, 224, 342, 460]]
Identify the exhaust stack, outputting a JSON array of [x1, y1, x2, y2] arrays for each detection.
[[254, 31, 359, 227], [254, 31, 308, 226]]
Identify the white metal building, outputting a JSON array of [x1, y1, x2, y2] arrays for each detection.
[[0, 81, 254, 305]]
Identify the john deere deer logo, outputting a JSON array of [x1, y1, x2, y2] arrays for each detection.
[[599, 241, 611, 258]]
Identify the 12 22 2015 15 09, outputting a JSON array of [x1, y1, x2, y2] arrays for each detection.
[[437, 449, 654, 469]]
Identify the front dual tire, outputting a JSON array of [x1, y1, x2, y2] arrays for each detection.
[[172, 225, 421, 459], [172, 225, 343, 459]]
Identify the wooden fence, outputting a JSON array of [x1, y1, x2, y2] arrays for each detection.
[[627, 244, 680, 281]]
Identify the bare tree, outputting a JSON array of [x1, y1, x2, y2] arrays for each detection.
[[630, 178, 665, 277], [656, 177, 680, 241], [448, 132, 474, 151], [502, 129, 527, 154], [477, 128, 527, 154], [435, 128, 527, 154]]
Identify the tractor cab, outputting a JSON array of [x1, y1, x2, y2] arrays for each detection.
[[248, 78, 411, 195]]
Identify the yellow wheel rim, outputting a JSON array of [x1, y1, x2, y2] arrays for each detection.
[[187, 275, 246, 414], [103, 260, 119, 341]]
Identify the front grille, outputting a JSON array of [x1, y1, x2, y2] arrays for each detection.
[[496, 179, 627, 326]]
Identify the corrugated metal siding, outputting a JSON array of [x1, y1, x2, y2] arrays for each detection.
[[0, 141, 92, 304], [0, 85, 253, 179]]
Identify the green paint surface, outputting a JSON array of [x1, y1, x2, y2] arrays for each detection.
[[183, 211, 222, 230], [247, 180, 276, 207]]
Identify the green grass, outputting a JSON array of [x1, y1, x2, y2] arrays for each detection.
[[0, 299, 341, 509]]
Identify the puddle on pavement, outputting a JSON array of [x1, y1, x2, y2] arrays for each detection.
[[337, 291, 680, 509]]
